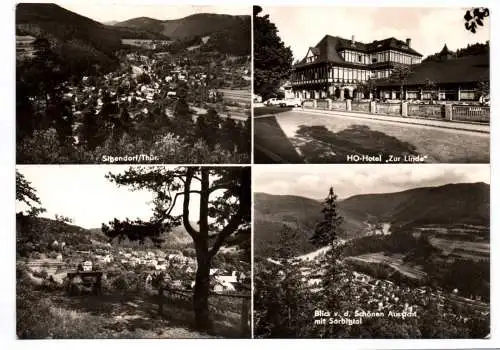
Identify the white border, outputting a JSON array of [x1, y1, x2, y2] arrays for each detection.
[[2, 0, 499, 349]]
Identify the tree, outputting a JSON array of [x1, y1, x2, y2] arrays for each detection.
[[254, 5, 294, 100], [390, 64, 413, 100], [477, 80, 489, 99], [16, 170, 45, 216], [356, 79, 376, 100], [423, 79, 438, 102], [310, 187, 343, 247], [254, 225, 312, 338], [78, 107, 106, 150], [196, 109, 222, 149], [274, 224, 301, 262], [464, 8, 489, 33], [101, 166, 251, 332], [173, 82, 195, 139]]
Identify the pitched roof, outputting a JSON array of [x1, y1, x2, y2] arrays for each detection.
[[295, 35, 423, 67], [376, 53, 489, 86]]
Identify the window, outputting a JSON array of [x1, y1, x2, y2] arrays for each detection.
[[372, 57, 377, 63], [461, 91, 475, 100], [358, 54, 362, 62]]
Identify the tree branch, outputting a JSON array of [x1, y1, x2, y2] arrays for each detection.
[[199, 169, 210, 240], [183, 168, 199, 238], [208, 182, 236, 194], [209, 207, 244, 258], [165, 192, 182, 217]]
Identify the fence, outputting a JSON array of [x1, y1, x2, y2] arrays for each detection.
[[452, 105, 490, 123], [330, 100, 347, 111], [316, 100, 329, 110], [158, 287, 251, 337], [376, 102, 401, 116], [351, 102, 370, 112], [408, 104, 444, 119], [301, 98, 489, 124], [302, 100, 315, 109]]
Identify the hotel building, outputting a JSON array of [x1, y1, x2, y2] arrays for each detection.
[[291, 35, 423, 100]]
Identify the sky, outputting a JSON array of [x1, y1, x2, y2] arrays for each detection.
[[254, 164, 490, 200], [15, 165, 206, 229], [25, 0, 250, 23], [261, 6, 490, 59]]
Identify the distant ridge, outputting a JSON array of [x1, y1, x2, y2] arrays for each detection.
[[254, 182, 489, 257], [115, 13, 249, 40]]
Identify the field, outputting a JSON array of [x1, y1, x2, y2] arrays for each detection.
[[121, 39, 173, 47], [428, 237, 489, 260], [218, 89, 251, 106], [346, 252, 427, 281]]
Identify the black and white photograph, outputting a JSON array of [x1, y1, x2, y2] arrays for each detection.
[[253, 6, 490, 164], [253, 164, 490, 338], [16, 165, 251, 338], [16, 2, 251, 164]]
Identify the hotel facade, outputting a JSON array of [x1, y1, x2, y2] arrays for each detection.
[[291, 35, 489, 102], [291, 35, 423, 100]]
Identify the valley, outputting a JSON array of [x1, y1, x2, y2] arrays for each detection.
[[254, 181, 490, 338], [16, 3, 251, 164]]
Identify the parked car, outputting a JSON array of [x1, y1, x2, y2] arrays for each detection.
[[279, 98, 302, 107], [264, 97, 283, 106]]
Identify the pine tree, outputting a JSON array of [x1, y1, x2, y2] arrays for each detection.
[[253, 6, 294, 100], [16, 170, 45, 217], [310, 186, 343, 247], [274, 224, 300, 262], [254, 225, 311, 338]]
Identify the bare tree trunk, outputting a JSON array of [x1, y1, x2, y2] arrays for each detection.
[[193, 169, 212, 332], [240, 299, 250, 337], [193, 249, 212, 332]]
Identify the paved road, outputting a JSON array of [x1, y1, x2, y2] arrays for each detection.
[[293, 108, 490, 133], [270, 110, 489, 163]]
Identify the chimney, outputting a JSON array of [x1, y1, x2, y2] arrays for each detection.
[[406, 38, 411, 47], [351, 35, 355, 45]]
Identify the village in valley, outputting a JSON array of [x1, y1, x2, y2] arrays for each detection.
[[16, 165, 251, 339], [16, 3, 251, 164], [253, 166, 490, 338], [27, 239, 248, 293]]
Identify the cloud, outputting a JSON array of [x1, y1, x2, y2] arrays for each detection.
[[254, 164, 490, 200], [57, 1, 250, 22], [262, 6, 490, 59], [15, 165, 202, 229]]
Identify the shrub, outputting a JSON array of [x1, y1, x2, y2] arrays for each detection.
[[17, 286, 102, 339], [182, 248, 196, 258], [111, 274, 129, 291], [30, 251, 42, 259]]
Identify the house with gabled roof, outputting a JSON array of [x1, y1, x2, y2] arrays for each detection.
[[376, 45, 489, 101], [291, 35, 423, 100]]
